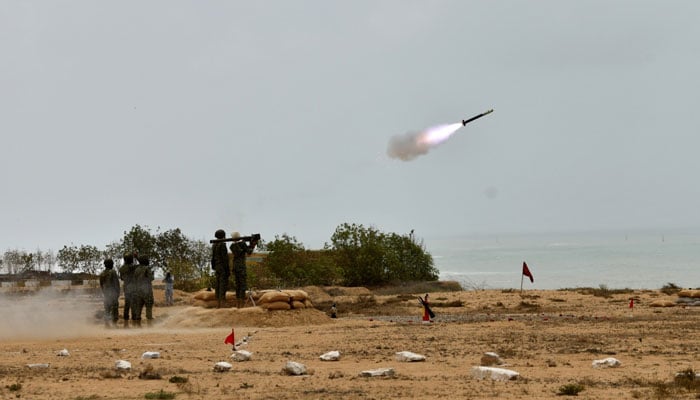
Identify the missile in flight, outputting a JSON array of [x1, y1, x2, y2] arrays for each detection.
[[462, 109, 494, 126]]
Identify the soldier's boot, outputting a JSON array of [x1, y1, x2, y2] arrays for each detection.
[[133, 319, 142, 328], [146, 308, 153, 320], [123, 319, 130, 329]]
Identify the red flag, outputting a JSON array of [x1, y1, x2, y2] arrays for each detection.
[[629, 298, 634, 309], [224, 328, 235, 345], [522, 262, 534, 283]]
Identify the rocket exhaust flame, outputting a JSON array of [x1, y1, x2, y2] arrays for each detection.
[[386, 123, 461, 161], [417, 123, 463, 146], [387, 109, 493, 161]]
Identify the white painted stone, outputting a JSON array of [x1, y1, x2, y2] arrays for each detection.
[[395, 351, 425, 362], [214, 361, 232, 372], [319, 351, 341, 361], [592, 357, 621, 368], [115, 360, 131, 371], [360, 368, 395, 377], [471, 366, 520, 381], [231, 350, 252, 362], [480, 352, 505, 366], [282, 361, 307, 376]]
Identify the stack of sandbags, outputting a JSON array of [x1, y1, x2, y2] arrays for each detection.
[[192, 290, 237, 308], [256, 290, 313, 311], [676, 289, 700, 306], [649, 299, 676, 307]]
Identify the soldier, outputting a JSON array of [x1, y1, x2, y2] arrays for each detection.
[[140, 255, 155, 322], [132, 255, 154, 327], [99, 259, 120, 328], [211, 229, 230, 308], [119, 253, 136, 327], [230, 231, 258, 308]]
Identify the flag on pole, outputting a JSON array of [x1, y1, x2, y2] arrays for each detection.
[[522, 262, 534, 283], [224, 328, 235, 345]]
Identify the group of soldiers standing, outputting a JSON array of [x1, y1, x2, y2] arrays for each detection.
[[98, 253, 157, 328], [211, 230, 258, 308]]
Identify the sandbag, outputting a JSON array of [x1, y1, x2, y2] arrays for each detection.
[[193, 290, 217, 301], [291, 300, 306, 310], [650, 299, 675, 307], [262, 301, 291, 311], [304, 299, 314, 308], [193, 299, 219, 308], [259, 291, 291, 304], [677, 289, 700, 298], [285, 290, 309, 302]]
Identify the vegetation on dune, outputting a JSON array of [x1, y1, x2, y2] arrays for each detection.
[[1, 223, 438, 290]]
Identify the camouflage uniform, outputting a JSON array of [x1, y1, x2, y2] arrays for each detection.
[[211, 230, 230, 307], [132, 256, 154, 325], [119, 254, 136, 321], [99, 259, 121, 326], [230, 240, 254, 303]]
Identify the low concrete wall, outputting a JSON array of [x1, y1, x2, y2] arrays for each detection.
[[25, 280, 41, 288]]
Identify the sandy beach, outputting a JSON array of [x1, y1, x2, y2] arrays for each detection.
[[1, 285, 699, 399]]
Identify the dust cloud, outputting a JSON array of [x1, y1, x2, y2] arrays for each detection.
[[0, 288, 103, 340]]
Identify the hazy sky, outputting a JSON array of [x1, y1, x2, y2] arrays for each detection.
[[3, 1, 699, 252]]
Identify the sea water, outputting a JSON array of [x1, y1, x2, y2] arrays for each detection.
[[425, 229, 700, 290]]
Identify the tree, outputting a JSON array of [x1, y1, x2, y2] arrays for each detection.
[[2, 249, 35, 275], [330, 223, 437, 286], [121, 224, 157, 261], [263, 234, 340, 287], [34, 249, 56, 273], [104, 240, 126, 265], [57, 244, 103, 275], [155, 228, 206, 290], [382, 232, 438, 282], [189, 239, 212, 284], [155, 228, 190, 273], [330, 223, 387, 286]]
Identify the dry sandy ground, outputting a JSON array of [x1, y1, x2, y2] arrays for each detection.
[[0, 286, 699, 400]]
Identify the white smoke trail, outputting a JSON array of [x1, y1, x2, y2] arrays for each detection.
[[387, 123, 462, 161]]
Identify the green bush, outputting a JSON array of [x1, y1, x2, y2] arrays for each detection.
[[144, 389, 175, 399], [557, 383, 584, 396]]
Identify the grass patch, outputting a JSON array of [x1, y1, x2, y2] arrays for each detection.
[[168, 376, 188, 384], [144, 389, 176, 399], [6, 383, 21, 391], [549, 298, 566, 302], [673, 368, 700, 391], [557, 383, 584, 396], [139, 364, 162, 380], [575, 285, 634, 298], [430, 300, 464, 308], [517, 301, 540, 310]]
